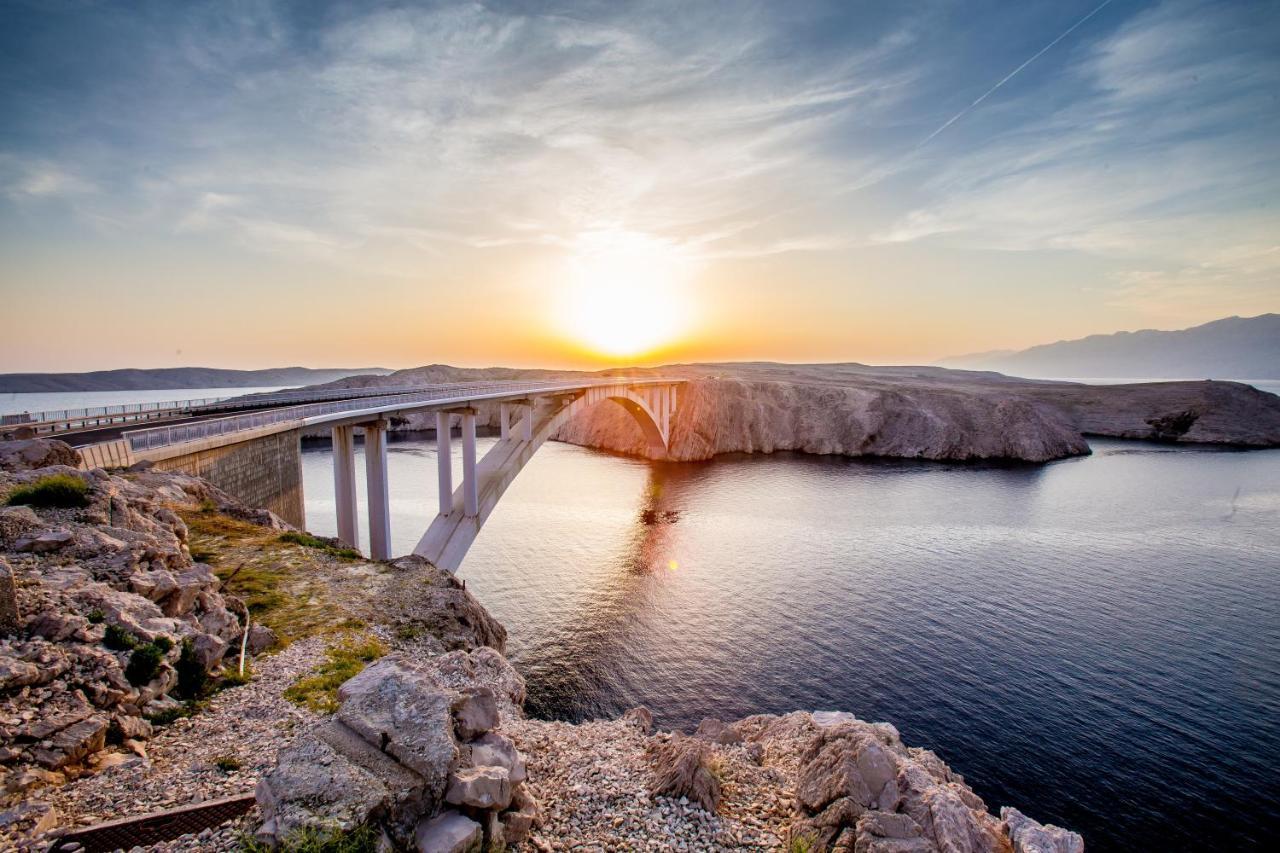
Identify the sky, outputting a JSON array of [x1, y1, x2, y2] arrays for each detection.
[[1, 0, 1277, 372]]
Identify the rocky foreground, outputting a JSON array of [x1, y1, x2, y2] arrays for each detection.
[[303, 362, 1280, 463], [0, 438, 1084, 851]]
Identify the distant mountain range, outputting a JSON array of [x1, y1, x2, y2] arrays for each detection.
[[938, 314, 1280, 379], [0, 366, 391, 393]]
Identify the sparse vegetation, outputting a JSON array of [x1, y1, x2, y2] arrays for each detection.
[[238, 825, 378, 853], [104, 624, 138, 651], [279, 531, 362, 560], [5, 473, 90, 508], [220, 661, 253, 688], [124, 642, 167, 686], [173, 638, 208, 700], [213, 754, 242, 772], [87, 609, 105, 624], [283, 634, 387, 714], [787, 833, 820, 853]]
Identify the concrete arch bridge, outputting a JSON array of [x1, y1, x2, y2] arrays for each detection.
[[74, 379, 684, 570]]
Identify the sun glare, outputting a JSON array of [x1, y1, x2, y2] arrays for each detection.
[[557, 229, 696, 359]]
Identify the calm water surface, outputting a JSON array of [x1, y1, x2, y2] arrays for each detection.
[[300, 434, 1280, 852]]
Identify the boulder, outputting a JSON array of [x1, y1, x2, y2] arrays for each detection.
[[414, 811, 482, 853], [336, 658, 458, 796], [191, 632, 229, 670], [0, 654, 40, 690], [444, 765, 512, 811], [451, 687, 498, 741], [244, 623, 278, 654], [0, 506, 41, 546], [34, 716, 107, 768], [1002, 808, 1085, 853], [468, 731, 526, 783], [0, 439, 81, 471], [383, 556, 508, 652], [257, 721, 424, 844]]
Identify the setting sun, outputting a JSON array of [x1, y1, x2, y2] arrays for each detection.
[[555, 229, 697, 359]]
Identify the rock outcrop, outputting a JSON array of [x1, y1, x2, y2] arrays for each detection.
[[0, 440, 281, 789], [256, 652, 536, 850]]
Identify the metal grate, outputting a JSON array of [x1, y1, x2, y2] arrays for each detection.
[[44, 793, 256, 853]]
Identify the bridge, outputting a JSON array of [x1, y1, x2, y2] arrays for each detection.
[[66, 379, 684, 570]]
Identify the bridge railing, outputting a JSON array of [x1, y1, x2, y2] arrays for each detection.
[[123, 378, 678, 453], [1, 397, 232, 428]]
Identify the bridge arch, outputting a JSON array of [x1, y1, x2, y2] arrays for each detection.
[[411, 381, 679, 570]]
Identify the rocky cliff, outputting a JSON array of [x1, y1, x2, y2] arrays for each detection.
[[297, 362, 1280, 463]]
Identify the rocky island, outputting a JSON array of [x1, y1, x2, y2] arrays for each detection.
[[0, 436, 1086, 852]]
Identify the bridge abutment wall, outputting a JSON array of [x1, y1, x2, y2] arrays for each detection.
[[151, 428, 306, 528]]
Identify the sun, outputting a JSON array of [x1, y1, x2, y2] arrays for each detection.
[[556, 229, 696, 359]]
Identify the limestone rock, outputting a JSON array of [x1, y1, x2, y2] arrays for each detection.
[[445, 765, 512, 810], [414, 811, 482, 853], [382, 555, 508, 652], [243, 624, 278, 654], [1002, 808, 1085, 853], [191, 632, 228, 670], [15, 529, 73, 553], [0, 506, 41, 547], [468, 731, 526, 783], [0, 439, 81, 471], [256, 728, 402, 843], [35, 716, 107, 768], [336, 658, 459, 795], [451, 687, 499, 740], [0, 557, 19, 635]]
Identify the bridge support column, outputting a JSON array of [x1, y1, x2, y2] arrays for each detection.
[[522, 404, 533, 441], [435, 411, 452, 515], [331, 425, 359, 550], [461, 410, 478, 517], [364, 421, 392, 560], [499, 404, 511, 440]]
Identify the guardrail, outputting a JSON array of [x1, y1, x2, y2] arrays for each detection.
[[123, 378, 680, 453], [1, 397, 232, 428]]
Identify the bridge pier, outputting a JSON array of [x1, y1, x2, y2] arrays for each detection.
[[332, 425, 359, 550], [364, 420, 392, 560], [460, 409, 479, 517], [435, 412, 453, 515], [499, 404, 511, 440]]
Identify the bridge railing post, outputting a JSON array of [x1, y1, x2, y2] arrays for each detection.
[[332, 425, 359, 550], [436, 411, 452, 515], [363, 420, 392, 560]]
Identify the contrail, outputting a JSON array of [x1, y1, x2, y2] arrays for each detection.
[[917, 0, 1115, 148]]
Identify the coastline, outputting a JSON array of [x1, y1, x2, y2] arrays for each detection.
[[1, 438, 1084, 852]]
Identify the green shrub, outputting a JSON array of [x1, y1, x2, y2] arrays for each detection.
[[5, 474, 90, 508], [87, 610, 105, 624], [173, 638, 208, 700], [279, 531, 362, 560], [104, 624, 138, 651], [219, 663, 253, 689], [153, 635, 174, 653], [213, 754, 242, 772], [125, 643, 166, 686]]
